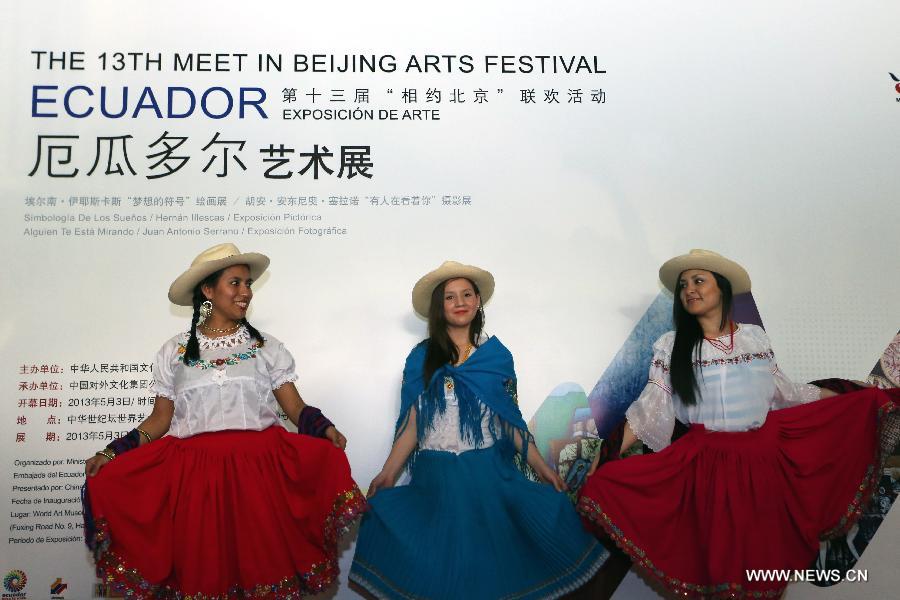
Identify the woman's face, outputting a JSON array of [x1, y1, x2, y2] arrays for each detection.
[[678, 269, 722, 318], [202, 264, 253, 324], [442, 278, 480, 330]]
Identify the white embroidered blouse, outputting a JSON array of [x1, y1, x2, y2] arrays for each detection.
[[626, 324, 821, 452], [420, 336, 498, 454], [151, 326, 299, 439]]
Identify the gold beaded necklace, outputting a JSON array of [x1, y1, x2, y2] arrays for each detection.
[[455, 344, 474, 366]]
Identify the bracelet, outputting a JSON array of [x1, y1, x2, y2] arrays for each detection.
[[136, 428, 153, 444], [95, 449, 115, 461], [297, 405, 335, 438], [107, 429, 142, 456]]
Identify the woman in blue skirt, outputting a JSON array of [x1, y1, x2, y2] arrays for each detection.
[[350, 261, 608, 599]]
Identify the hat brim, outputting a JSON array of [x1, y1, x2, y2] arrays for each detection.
[[168, 252, 270, 306], [659, 254, 751, 295], [412, 263, 495, 318]]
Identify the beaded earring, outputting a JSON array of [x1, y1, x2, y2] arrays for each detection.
[[198, 300, 213, 325]]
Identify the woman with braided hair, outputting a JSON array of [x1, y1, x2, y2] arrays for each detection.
[[83, 243, 365, 599]]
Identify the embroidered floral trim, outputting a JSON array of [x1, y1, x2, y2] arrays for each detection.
[[692, 350, 774, 369], [504, 378, 519, 406], [177, 342, 262, 370], [879, 334, 900, 386], [577, 496, 783, 599], [820, 400, 899, 540], [651, 359, 670, 373], [652, 350, 774, 374], [91, 484, 366, 599], [211, 369, 229, 386], [324, 485, 367, 552]]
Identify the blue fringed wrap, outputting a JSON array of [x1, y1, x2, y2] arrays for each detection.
[[396, 336, 536, 475]]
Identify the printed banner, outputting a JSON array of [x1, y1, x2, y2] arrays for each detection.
[[2, 2, 898, 598]]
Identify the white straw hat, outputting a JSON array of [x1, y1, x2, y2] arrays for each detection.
[[411, 261, 495, 318], [168, 243, 270, 306], [658, 249, 751, 294]]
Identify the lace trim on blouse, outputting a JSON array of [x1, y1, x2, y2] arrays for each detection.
[[625, 393, 674, 453], [192, 325, 251, 349], [272, 373, 299, 391], [148, 379, 173, 399]]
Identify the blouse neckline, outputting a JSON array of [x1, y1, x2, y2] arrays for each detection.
[[706, 323, 742, 340], [192, 325, 250, 350]]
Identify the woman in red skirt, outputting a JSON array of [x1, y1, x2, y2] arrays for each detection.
[[83, 243, 365, 599], [578, 249, 900, 598]]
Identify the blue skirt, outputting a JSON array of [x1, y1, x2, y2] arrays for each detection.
[[350, 445, 608, 599]]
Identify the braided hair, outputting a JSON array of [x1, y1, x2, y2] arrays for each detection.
[[183, 268, 265, 364]]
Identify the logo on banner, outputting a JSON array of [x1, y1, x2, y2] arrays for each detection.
[[50, 577, 68, 598], [1, 569, 27, 598], [891, 73, 900, 101]]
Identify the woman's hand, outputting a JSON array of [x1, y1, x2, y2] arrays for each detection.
[[587, 451, 602, 476], [537, 463, 568, 493], [367, 470, 396, 499], [521, 438, 567, 492], [85, 454, 110, 477], [324, 426, 347, 449]]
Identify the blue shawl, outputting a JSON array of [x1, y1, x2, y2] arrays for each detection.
[[395, 336, 535, 473]]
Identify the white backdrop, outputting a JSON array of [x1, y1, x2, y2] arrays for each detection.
[[2, 2, 898, 598]]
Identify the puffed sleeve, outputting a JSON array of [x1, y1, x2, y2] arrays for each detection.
[[625, 332, 677, 452], [742, 325, 822, 409], [260, 333, 299, 391], [150, 335, 181, 400], [771, 360, 821, 408]]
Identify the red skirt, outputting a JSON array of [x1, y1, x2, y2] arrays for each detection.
[[578, 388, 900, 598], [86, 426, 366, 599]]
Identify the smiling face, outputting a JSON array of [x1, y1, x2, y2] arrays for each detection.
[[201, 264, 253, 325], [442, 277, 480, 330], [678, 269, 722, 319]]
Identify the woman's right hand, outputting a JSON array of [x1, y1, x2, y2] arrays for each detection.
[[586, 450, 602, 476], [85, 454, 110, 477], [366, 470, 396, 499]]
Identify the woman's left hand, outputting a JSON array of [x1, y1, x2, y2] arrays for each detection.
[[538, 465, 568, 493], [324, 426, 347, 449]]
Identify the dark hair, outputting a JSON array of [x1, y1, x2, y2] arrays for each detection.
[[422, 278, 485, 387], [183, 267, 265, 364], [669, 271, 733, 406]]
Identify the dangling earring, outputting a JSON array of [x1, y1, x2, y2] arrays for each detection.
[[198, 300, 213, 325], [479, 305, 486, 330]]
